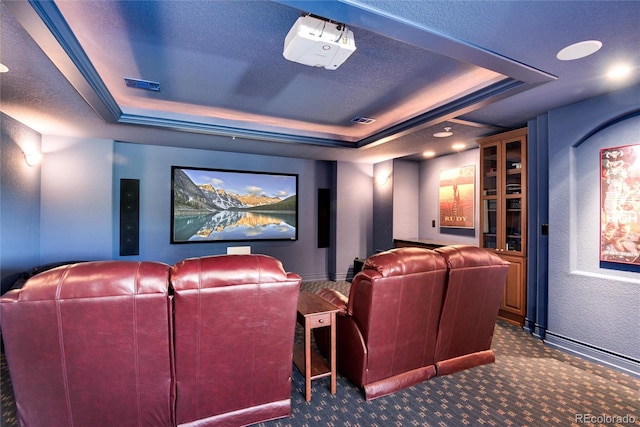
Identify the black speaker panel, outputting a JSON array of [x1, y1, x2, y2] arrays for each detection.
[[317, 188, 330, 248], [119, 179, 140, 256]]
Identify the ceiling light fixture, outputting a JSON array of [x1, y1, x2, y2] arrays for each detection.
[[0, 63, 9, 73], [452, 143, 466, 151], [423, 150, 436, 158], [556, 40, 602, 61], [433, 127, 453, 138]]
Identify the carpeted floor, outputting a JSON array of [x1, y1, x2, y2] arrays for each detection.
[[2, 281, 639, 426]]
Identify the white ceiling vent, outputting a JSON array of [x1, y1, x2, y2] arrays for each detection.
[[351, 116, 376, 124], [283, 15, 356, 70], [124, 77, 161, 91]]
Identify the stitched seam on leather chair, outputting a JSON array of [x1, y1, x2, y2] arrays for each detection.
[[55, 266, 74, 427], [472, 269, 490, 352], [390, 276, 404, 377], [133, 262, 142, 427], [195, 257, 202, 420], [252, 255, 261, 405]]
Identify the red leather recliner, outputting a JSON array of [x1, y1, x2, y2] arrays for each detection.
[[170, 254, 301, 426], [314, 247, 448, 400], [0, 261, 174, 427], [433, 245, 510, 376]]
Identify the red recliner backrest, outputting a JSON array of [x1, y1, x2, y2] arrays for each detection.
[[434, 245, 510, 362], [0, 261, 174, 427], [170, 254, 301, 426], [348, 247, 448, 384]]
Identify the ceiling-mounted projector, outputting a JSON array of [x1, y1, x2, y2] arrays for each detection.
[[283, 15, 356, 70]]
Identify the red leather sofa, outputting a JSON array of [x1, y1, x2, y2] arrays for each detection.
[[315, 245, 509, 400], [0, 254, 301, 427]]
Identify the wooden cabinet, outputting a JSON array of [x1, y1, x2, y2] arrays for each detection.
[[478, 128, 527, 325]]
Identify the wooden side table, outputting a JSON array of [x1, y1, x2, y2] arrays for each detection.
[[293, 291, 340, 401]]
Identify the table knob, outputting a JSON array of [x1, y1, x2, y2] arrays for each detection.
[[319, 319, 324, 323]]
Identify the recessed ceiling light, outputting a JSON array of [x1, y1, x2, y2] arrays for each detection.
[[452, 143, 466, 150], [423, 150, 436, 158], [556, 40, 602, 61], [433, 127, 453, 138], [0, 63, 9, 73], [607, 64, 632, 79]]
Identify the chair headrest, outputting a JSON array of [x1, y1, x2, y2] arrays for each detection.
[[170, 254, 288, 290], [13, 261, 170, 301], [363, 247, 447, 277], [434, 245, 509, 269]]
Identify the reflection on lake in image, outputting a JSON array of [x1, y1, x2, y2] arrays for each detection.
[[173, 210, 296, 242]]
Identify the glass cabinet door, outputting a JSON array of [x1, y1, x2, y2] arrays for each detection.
[[505, 197, 522, 252], [482, 145, 498, 196], [482, 199, 497, 249], [481, 144, 499, 251], [503, 139, 523, 254]]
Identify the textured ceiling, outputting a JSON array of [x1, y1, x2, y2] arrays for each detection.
[[1, 0, 638, 163]]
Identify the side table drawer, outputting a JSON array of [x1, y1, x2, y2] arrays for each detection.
[[309, 313, 331, 328]]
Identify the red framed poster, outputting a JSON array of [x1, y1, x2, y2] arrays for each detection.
[[600, 144, 640, 264], [439, 165, 475, 229]]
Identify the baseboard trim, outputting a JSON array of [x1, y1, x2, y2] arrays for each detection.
[[299, 273, 330, 281], [532, 325, 546, 340], [544, 332, 640, 379], [299, 273, 351, 282]]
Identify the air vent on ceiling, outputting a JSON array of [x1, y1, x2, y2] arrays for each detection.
[[351, 116, 376, 124], [124, 77, 161, 92]]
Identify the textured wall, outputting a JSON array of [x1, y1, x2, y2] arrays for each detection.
[[393, 160, 419, 240], [372, 160, 393, 252], [546, 84, 640, 371], [0, 113, 41, 293], [336, 161, 373, 275], [40, 135, 114, 263], [419, 148, 479, 244], [113, 142, 354, 280]]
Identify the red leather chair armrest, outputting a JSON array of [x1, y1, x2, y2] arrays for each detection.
[[316, 288, 348, 315]]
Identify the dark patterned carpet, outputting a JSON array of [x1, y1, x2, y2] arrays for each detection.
[[2, 281, 639, 426]]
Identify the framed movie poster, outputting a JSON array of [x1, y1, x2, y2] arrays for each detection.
[[439, 165, 475, 228], [600, 144, 640, 264]]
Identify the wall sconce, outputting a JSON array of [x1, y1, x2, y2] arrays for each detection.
[[375, 173, 391, 186], [24, 151, 42, 167]]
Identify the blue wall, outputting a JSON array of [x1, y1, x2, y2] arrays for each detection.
[[418, 148, 479, 244], [40, 135, 114, 263], [536, 84, 640, 376], [112, 141, 338, 279], [0, 126, 373, 284], [0, 113, 41, 294]]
